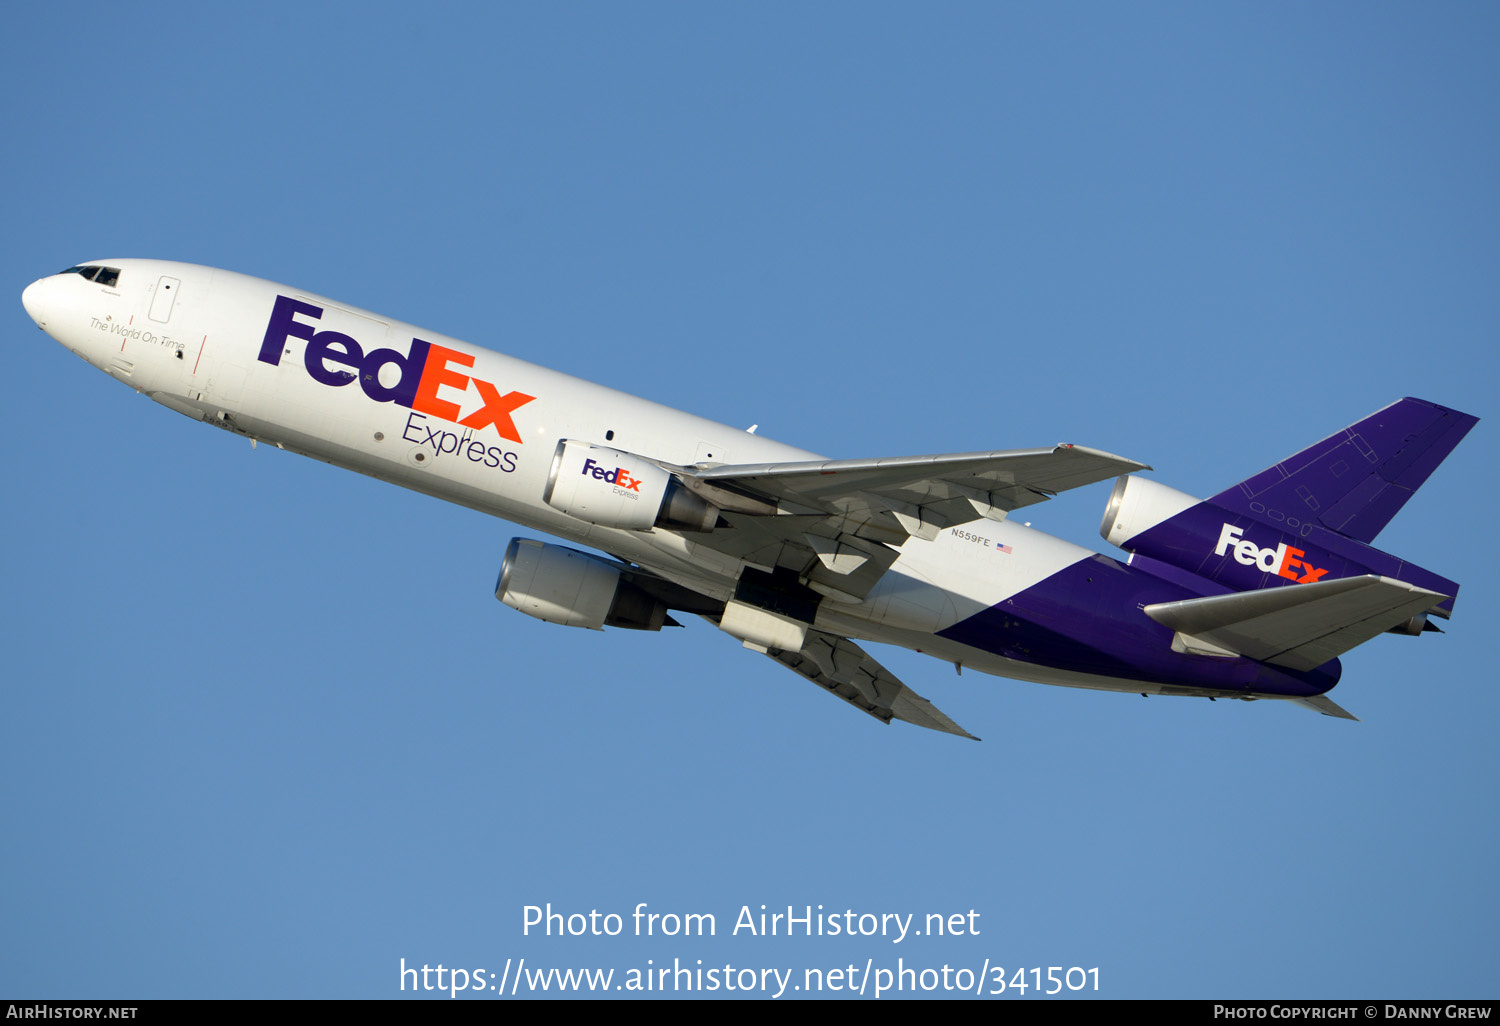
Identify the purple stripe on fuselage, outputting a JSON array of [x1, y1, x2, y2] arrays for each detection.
[[935, 554, 1340, 698]]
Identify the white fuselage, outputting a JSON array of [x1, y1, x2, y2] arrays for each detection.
[[22, 259, 1171, 698]]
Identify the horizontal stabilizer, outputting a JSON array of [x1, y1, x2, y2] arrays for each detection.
[[761, 630, 978, 739], [1143, 575, 1449, 672]]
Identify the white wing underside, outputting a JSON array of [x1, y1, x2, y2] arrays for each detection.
[[684, 444, 1148, 602]]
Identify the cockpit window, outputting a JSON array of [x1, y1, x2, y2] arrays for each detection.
[[58, 265, 121, 287]]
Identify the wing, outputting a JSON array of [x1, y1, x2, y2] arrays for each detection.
[[684, 444, 1148, 601], [1289, 695, 1360, 720], [759, 628, 978, 739]]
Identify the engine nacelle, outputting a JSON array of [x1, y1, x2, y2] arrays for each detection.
[[1099, 474, 1200, 550], [543, 439, 719, 532], [495, 538, 670, 631]]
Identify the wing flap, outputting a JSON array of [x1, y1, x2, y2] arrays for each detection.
[[1144, 575, 1448, 672], [762, 630, 978, 739]]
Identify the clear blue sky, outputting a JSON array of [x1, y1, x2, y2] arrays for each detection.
[[3, 3, 1496, 1000]]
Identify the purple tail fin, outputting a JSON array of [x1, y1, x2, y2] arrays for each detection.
[[1209, 398, 1478, 545], [1104, 398, 1475, 618]]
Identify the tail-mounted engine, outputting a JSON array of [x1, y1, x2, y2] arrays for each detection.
[[542, 440, 719, 532], [1099, 474, 1200, 551]]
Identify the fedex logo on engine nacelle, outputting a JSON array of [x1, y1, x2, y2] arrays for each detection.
[[581, 457, 643, 492], [1214, 524, 1329, 584], [257, 296, 535, 444]]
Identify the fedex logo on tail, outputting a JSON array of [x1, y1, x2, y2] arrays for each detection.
[[1214, 524, 1329, 583], [257, 296, 535, 443], [582, 457, 643, 493]]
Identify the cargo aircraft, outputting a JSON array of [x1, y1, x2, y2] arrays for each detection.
[[21, 260, 1477, 738]]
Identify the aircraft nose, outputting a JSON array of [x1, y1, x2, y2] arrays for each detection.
[[21, 277, 51, 327]]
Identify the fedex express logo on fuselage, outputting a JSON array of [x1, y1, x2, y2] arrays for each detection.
[[581, 457, 643, 495], [256, 296, 535, 443], [1214, 524, 1329, 584]]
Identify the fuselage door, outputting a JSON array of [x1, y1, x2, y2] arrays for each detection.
[[148, 276, 181, 323]]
